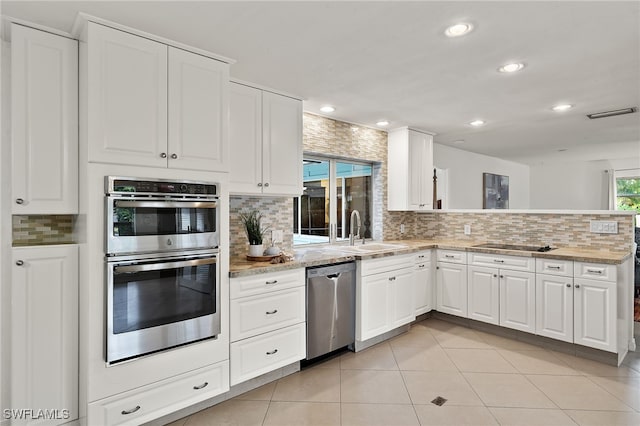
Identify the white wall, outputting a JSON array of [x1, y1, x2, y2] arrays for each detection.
[[433, 143, 530, 209]]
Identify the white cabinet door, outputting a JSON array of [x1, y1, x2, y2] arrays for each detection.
[[11, 24, 78, 214], [229, 83, 262, 193], [436, 262, 468, 317], [390, 268, 416, 328], [467, 266, 500, 325], [414, 262, 432, 315], [574, 278, 616, 352], [168, 47, 228, 171], [262, 92, 302, 196], [87, 22, 168, 167], [12, 245, 78, 425], [500, 270, 535, 333], [408, 130, 433, 210], [359, 272, 390, 341], [536, 274, 573, 343]]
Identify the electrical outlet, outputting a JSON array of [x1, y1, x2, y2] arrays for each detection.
[[464, 224, 471, 235], [400, 224, 405, 234], [589, 220, 618, 234], [271, 230, 284, 243]]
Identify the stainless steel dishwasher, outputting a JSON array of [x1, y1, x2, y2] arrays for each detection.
[[305, 262, 356, 360]]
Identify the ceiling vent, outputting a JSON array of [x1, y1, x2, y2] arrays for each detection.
[[586, 107, 637, 119]]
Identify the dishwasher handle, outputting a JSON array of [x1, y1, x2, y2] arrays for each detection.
[[326, 273, 341, 279]]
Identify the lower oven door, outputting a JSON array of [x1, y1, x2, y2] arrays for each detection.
[[106, 250, 220, 364]]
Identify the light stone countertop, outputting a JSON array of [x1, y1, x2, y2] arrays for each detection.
[[229, 239, 632, 278]]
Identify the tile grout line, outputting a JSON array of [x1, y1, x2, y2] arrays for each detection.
[[387, 335, 423, 425]]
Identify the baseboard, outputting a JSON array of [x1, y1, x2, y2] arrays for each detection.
[[354, 324, 410, 352]]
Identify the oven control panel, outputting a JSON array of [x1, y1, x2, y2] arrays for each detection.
[[106, 177, 217, 196]]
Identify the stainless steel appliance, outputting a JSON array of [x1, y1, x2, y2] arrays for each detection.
[[105, 176, 219, 255], [104, 177, 221, 364], [305, 262, 356, 360]]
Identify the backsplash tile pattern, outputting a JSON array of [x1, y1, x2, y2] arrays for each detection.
[[12, 215, 75, 246], [420, 212, 634, 252]]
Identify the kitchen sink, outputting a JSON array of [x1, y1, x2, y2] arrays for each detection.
[[473, 243, 555, 252], [334, 243, 408, 253]]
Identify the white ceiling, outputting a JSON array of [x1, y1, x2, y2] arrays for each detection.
[[3, 1, 639, 165]]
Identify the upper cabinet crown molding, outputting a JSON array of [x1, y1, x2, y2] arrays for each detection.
[[11, 23, 78, 214], [71, 13, 236, 64]]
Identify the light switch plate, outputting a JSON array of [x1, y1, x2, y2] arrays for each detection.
[[589, 220, 618, 234], [464, 224, 471, 235]]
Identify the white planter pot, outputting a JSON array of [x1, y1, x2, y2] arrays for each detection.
[[248, 244, 264, 257]]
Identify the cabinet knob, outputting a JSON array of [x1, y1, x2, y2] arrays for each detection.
[[566, 283, 571, 287], [171, 153, 178, 159], [15, 198, 24, 205], [575, 284, 580, 289], [15, 260, 24, 266], [160, 152, 167, 158], [121, 406, 141, 415], [436, 266, 440, 270], [500, 275, 504, 279], [493, 274, 497, 278], [257, 183, 263, 187], [264, 183, 270, 187]]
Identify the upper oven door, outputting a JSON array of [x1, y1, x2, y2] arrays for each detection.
[[106, 196, 219, 255]]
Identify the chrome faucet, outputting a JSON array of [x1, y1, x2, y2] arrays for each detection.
[[349, 210, 361, 246]]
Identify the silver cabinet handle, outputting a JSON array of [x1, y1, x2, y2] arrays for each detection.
[[171, 153, 178, 159], [388, 276, 396, 281], [265, 280, 278, 285], [566, 283, 571, 287], [264, 183, 270, 187], [193, 382, 208, 390], [586, 269, 602, 274], [493, 259, 504, 263], [575, 284, 580, 288], [15, 260, 24, 266], [547, 266, 561, 270], [121, 406, 141, 415], [257, 183, 263, 187], [160, 153, 167, 158], [445, 255, 455, 258], [266, 349, 278, 355], [418, 255, 425, 259], [418, 264, 425, 268], [15, 198, 24, 205], [266, 309, 278, 315]]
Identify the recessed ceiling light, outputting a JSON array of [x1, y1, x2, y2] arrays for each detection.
[[376, 120, 389, 126], [445, 23, 473, 37], [320, 105, 335, 113], [552, 104, 573, 112], [498, 62, 525, 73], [469, 119, 485, 127]]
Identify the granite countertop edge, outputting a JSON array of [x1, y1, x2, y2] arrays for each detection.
[[229, 239, 631, 277]]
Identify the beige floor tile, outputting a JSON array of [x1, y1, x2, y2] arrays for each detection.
[[401, 370, 484, 406], [488, 407, 578, 426], [165, 419, 187, 426], [340, 342, 398, 370], [463, 372, 556, 408], [183, 400, 269, 426], [497, 349, 580, 375], [271, 368, 340, 402], [478, 332, 545, 351], [588, 376, 640, 411], [564, 410, 640, 426], [341, 369, 411, 404], [418, 318, 468, 333], [552, 352, 640, 377], [391, 344, 458, 372], [526, 375, 633, 411], [389, 326, 440, 348], [262, 402, 340, 426], [446, 348, 518, 373], [341, 403, 420, 426], [233, 381, 277, 401], [622, 350, 640, 373], [414, 405, 498, 425], [431, 327, 493, 349]]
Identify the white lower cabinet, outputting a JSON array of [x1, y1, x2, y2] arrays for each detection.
[[229, 268, 306, 386], [414, 251, 433, 315], [467, 266, 500, 325], [88, 361, 229, 426], [436, 261, 468, 318], [358, 255, 415, 341], [536, 273, 574, 343], [499, 269, 536, 333], [12, 245, 79, 425], [573, 278, 616, 352]]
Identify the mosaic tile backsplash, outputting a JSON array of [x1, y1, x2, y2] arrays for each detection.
[[12, 215, 75, 246]]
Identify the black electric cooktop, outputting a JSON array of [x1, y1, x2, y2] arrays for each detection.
[[473, 243, 555, 252]]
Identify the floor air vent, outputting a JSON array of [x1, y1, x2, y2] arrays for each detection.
[[586, 107, 637, 119], [431, 396, 448, 406]]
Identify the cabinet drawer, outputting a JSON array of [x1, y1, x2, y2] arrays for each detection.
[[574, 262, 616, 282], [414, 250, 431, 264], [469, 252, 534, 272], [88, 361, 229, 426], [230, 286, 305, 342], [360, 254, 414, 276], [436, 249, 467, 264], [536, 258, 573, 277], [230, 322, 305, 386], [230, 268, 304, 299]]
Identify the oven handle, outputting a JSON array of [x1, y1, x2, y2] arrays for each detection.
[[114, 200, 217, 209], [115, 257, 217, 273]]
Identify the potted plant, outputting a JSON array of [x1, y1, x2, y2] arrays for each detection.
[[238, 209, 268, 257]]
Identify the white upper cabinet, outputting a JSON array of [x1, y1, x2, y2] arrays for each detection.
[[86, 22, 228, 171], [388, 127, 434, 211], [11, 24, 78, 214], [229, 82, 302, 196]]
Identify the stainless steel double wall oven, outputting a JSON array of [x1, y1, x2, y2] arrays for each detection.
[[105, 176, 220, 364]]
